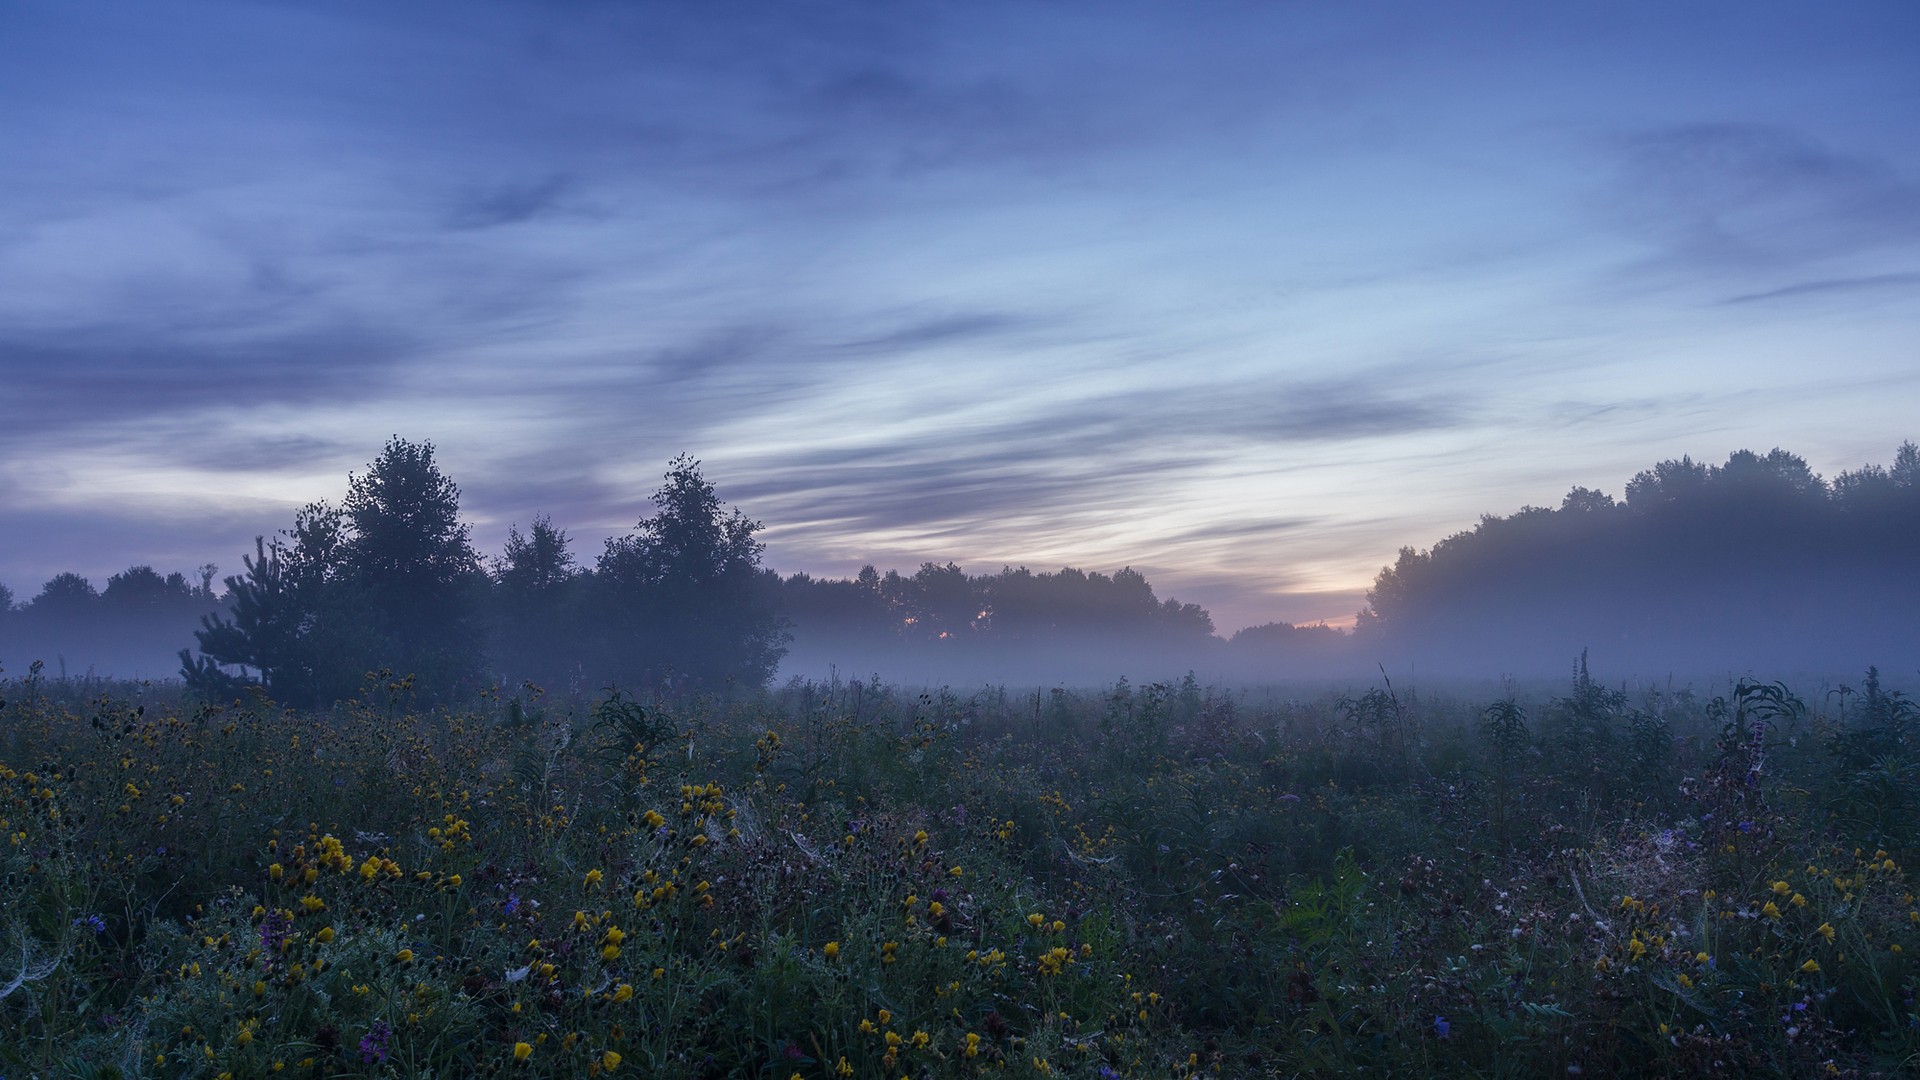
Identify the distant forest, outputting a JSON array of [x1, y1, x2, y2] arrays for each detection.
[[1, 440, 1915, 697]]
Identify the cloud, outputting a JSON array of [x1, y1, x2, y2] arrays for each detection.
[[1719, 270, 1920, 305], [1599, 122, 1920, 276], [728, 375, 1466, 554], [838, 312, 1035, 352], [445, 174, 575, 230], [0, 326, 406, 451], [1229, 381, 1461, 443]]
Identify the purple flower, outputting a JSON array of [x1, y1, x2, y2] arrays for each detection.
[[259, 911, 293, 952], [1434, 1015, 1451, 1040], [72, 914, 106, 934], [504, 893, 521, 917], [359, 1020, 393, 1064]]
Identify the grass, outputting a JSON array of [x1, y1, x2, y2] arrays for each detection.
[[2, 664, 1916, 1077]]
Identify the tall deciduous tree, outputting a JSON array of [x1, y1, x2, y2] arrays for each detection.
[[594, 456, 787, 689], [342, 436, 485, 694]]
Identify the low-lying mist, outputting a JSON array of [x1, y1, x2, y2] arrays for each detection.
[[1, 441, 1915, 697]]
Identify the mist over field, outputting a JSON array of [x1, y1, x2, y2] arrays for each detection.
[[2, 440, 1915, 695]]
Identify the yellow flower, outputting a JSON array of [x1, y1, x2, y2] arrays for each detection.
[[395, 948, 414, 964], [601, 1050, 622, 1071], [965, 1032, 982, 1058], [604, 927, 626, 946], [585, 869, 604, 889], [1028, 913, 1045, 928], [823, 941, 840, 960], [1800, 959, 1821, 973], [1772, 880, 1791, 896], [514, 1041, 533, 1062], [601, 944, 621, 961], [1762, 901, 1782, 920], [237, 1029, 253, 1046], [1817, 922, 1835, 943], [316, 927, 335, 944], [612, 982, 633, 1003]]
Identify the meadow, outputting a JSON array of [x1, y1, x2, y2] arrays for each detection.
[[3, 662, 1916, 1078]]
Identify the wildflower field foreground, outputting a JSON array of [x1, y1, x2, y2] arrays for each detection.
[[3, 665, 1917, 1078]]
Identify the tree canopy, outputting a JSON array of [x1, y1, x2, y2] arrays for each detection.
[[181, 437, 484, 704], [1354, 443, 1920, 672]]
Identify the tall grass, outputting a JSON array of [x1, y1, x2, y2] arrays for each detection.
[[2, 664, 1915, 1077]]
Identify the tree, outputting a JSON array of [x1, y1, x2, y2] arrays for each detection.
[[341, 436, 485, 695], [490, 515, 580, 687], [182, 437, 484, 704], [182, 508, 388, 705], [495, 515, 576, 600], [594, 456, 788, 689], [28, 572, 99, 617]]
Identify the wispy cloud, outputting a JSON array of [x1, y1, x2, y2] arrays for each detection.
[[1599, 122, 1920, 281], [1720, 270, 1920, 305], [445, 174, 576, 230]]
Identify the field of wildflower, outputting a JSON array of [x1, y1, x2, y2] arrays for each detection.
[[3, 660, 1917, 1078]]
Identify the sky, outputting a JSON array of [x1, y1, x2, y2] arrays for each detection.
[[2, 0, 1918, 634]]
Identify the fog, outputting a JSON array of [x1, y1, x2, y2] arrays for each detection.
[[3, 442, 1916, 699]]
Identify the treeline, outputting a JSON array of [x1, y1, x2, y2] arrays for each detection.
[[1354, 443, 1920, 673], [0, 566, 223, 678], [777, 562, 1219, 682], [7, 439, 1917, 694], [1, 440, 1235, 700]]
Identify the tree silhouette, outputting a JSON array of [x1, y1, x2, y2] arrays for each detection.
[[183, 437, 483, 703], [1354, 442, 1920, 671], [490, 515, 581, 687], [594, 456, 788, 689], [342, 436, 485, 695]]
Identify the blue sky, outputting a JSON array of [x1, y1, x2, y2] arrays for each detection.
[[2, 0, 1917, 632]]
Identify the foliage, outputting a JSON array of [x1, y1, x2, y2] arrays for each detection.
[[1356, 442, 1920, 672], [592, 455, 789, 690], [4, 660, 1916, 1078], [181, 439, 485, 705]]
